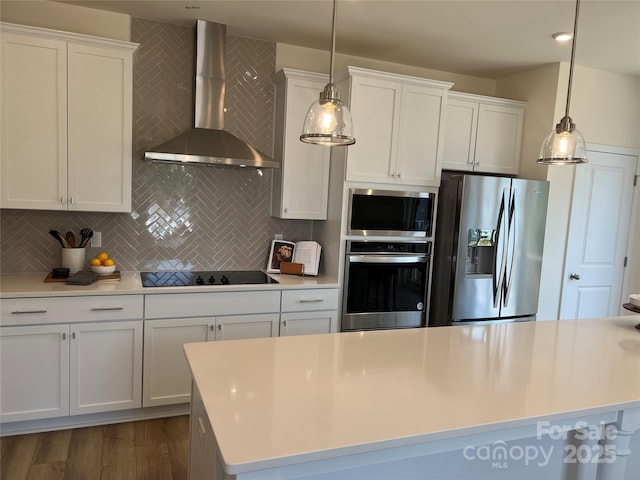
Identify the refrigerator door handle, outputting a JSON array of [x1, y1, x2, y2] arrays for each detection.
[[493, 189, 508, 308], [503, 188, 517, 306]]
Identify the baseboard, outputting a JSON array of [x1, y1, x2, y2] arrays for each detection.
[[0, 403, 190, 436]]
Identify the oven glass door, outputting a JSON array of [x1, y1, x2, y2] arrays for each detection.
[[343, 254, 428, 331]]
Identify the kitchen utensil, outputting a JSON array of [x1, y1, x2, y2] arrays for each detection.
[[49, 229, 69, 248], [66, 231, 76, 248], [79, 228, 93, 248]]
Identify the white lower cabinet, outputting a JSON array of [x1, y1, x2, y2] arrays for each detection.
[[215, 314, 279, 340], [143, 318, 214, 407], [70, 321, 142, 415], [280, 311, 337, 336], [0, 324, 70, 422], [143, 291, 282, 407], [280, 289, 339, 336], [143, 313, 279, 407], [0, 320, 142, 423]]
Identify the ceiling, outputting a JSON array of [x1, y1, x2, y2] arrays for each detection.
[[57, 0, 640, 79]]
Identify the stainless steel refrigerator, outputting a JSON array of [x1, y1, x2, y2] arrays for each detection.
[[429, 172, 549, 326]]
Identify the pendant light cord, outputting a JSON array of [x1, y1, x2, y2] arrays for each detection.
[[329, 0, 337, 84], [565, 0, 580, 118]]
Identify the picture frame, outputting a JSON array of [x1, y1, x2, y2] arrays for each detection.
[[266, 240, 295, 273]]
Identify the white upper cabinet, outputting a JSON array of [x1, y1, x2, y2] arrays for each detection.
[[0, 23, 138, 212], [272, 69, 331, 220], [343, 67, 452, 187], [442, 92, 525, 175]]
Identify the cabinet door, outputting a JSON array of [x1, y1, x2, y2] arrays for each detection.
[[474, 103, 524, 175], [441, 98, 477, 172], [67, 43, 133, 212], [272, 74, 331, 220], [214, 314, 279, 341], [396, 84, 445, 186], [280, 311, 338, 336], [69, 320, 142, 415], [143, 318, 214, 407], [1, 33, 68, 210], [0, 325, 70, 422], [346, 76, 400, 183]]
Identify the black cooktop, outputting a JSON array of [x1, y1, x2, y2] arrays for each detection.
[[140, 270, 278, 287]]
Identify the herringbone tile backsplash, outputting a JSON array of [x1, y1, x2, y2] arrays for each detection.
[[0, 18, 312, 273]]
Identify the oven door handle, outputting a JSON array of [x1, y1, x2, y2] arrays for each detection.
[[348, 255, 427, 264]]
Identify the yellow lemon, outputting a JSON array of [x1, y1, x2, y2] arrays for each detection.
[[90, 258, 101, 266], [104, 258, 115, 267], [97, 252, 109, 262]]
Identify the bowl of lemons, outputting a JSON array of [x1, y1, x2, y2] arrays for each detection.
[[90, 252, 116, 275]]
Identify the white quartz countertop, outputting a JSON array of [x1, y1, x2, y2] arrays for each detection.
[[184, 316, 640, 475], [0, 272, 339, 298]]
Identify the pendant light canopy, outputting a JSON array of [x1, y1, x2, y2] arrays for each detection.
[[300, 0, 355, 146], [538, 0, 587, 165]]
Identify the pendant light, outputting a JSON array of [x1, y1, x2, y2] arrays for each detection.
[[300, 0, 355, 146], [538, 0, 587, 165]]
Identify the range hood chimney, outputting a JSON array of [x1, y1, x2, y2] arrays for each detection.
[[144, 20, 278, 168]]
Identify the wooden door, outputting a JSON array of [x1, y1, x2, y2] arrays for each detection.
[[559, 150, 637, 319]]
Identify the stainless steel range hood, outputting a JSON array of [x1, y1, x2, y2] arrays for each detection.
[[144, 21, 278, 168]]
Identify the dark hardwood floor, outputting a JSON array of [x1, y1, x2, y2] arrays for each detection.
[[1, 415, 189, 480]]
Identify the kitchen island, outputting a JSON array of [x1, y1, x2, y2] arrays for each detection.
[[184, 316, 640, 480]]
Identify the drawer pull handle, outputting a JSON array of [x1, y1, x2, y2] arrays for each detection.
[[11, 310, 47, 314], [62, 332, 66, 340], [299, 298, 324, 303], [90, 307, 124, 312]]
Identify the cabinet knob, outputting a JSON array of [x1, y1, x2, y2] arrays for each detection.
[[282, 320, 287, 326], [210, 325, 214, 331], [569, 273, 581, 280], [69, 197, 74, 205], [217, 324, 222, 331], [60, 197, 65, 204], [72, 332, 76, 339], [62, 332, 67, 340]]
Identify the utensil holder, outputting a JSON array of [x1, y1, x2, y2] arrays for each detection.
[[61, 247, 86, 274]]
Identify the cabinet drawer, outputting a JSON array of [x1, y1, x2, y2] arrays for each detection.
[[281, 289, 339, 312], [1, 295, 143, 326], [144, 291, 281, 319]]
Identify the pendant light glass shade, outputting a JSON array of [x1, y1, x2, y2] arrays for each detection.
[[300, 0, 355, 146], [538, 116, 587, 164], [301, 84, 354, 146], [537, 0, 587, 165]]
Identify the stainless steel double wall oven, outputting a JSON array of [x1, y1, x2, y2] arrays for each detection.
[[342, 188, 435, 331]]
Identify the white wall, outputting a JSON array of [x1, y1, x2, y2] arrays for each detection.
[[535, 64, 640, 320], [0, 0, 131, 41], [276, 43, 497, 96], [495, 64, 563, 181], [571, 65, 640, 150]]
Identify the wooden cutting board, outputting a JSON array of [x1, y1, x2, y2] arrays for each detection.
[[44, 271, 121, 283]]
